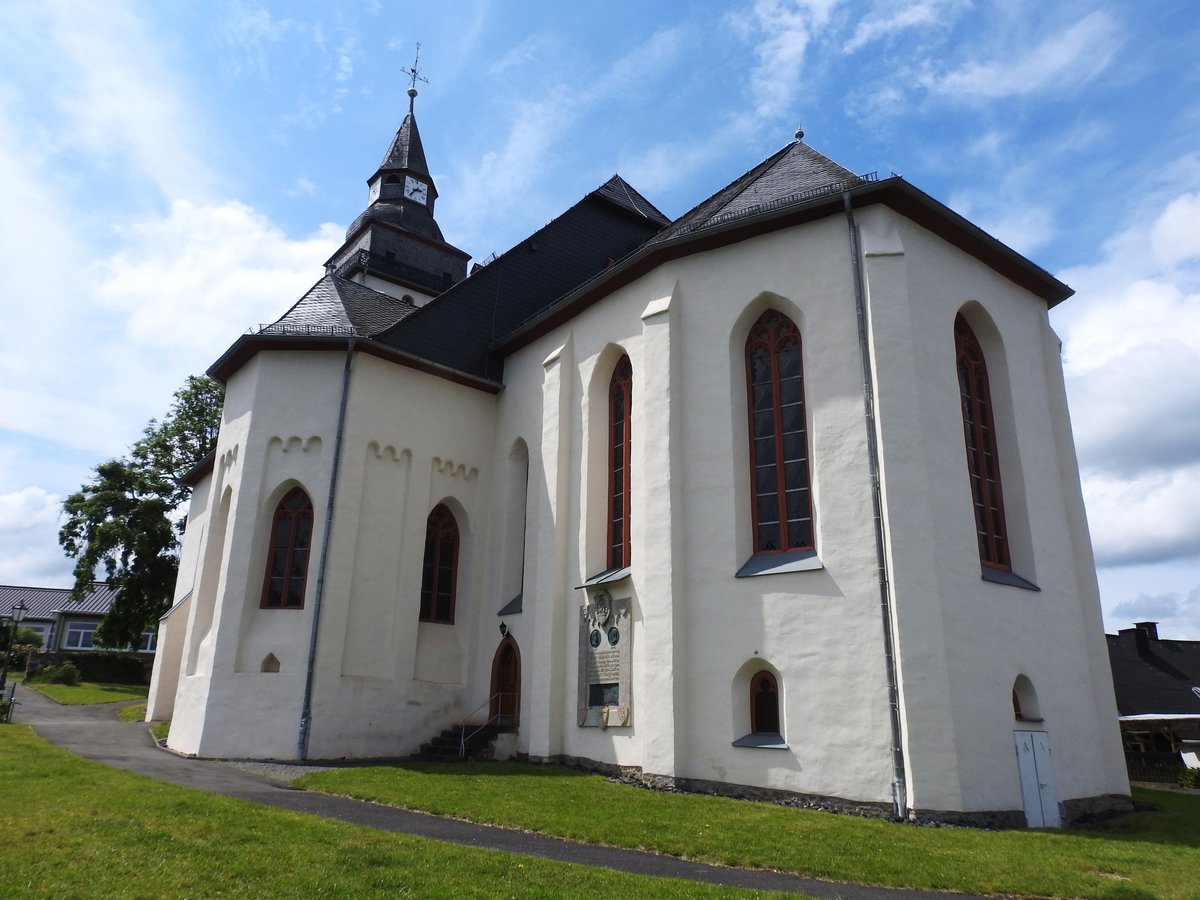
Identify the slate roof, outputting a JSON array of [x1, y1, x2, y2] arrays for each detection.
[[653, 140, 867, 244], [0, 583, 119, 620], [261, 275, 418, 337], [592, 175, 671, 225], [1107, 624, 1200, 727], [377, 112, 430, 176], [375, 175, 669, 380]]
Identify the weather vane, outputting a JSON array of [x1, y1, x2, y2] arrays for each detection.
[[402, 42, 429, 113]]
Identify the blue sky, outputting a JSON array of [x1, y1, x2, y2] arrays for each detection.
[[1, 0, 1198, 637]]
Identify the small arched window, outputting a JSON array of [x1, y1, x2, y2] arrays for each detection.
[[261, 487, 314, 609], [608, 355, 633, 569], [420, 504, 459, 624], [1012, 674, 1041, 721], [750, 670, 781, 735], [955, 315, 1010, 570], [746, 310, 813, 553]]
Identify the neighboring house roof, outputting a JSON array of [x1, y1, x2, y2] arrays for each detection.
[[260, 274, 418, 337], [1107, 623, 1200, 720], [0, 583, 119, 620]]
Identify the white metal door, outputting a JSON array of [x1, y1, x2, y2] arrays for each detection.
[[1013, 730, 1060, 828]]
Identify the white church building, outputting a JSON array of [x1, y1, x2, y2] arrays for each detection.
[[147, 90, 1130, 826]]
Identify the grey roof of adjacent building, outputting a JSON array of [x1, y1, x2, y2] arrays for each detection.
[[1107, 623, 1200, 720], [0, 583, 119, 620], [261, 275, 418, 337]]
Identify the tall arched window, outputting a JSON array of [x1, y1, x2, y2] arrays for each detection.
[[608, 355, 633, 569], [420, 504, 459, 623], [750, 670, 781, 735], [746, 310, 813, 553], [261, 487, 313, 609], [955, 314, 1010, 571]]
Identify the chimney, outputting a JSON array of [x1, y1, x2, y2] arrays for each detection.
[[1134, 621, 1159, 656]]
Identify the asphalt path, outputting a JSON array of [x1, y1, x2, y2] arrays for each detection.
[[15, 686, 985, 899]]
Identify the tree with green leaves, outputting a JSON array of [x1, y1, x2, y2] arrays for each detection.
[[59, 376, 224, 648]]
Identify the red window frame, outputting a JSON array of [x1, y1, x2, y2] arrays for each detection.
[[608, 355, 633, 569], [745, 310, 814, 554], [420, 504, 459, 624], [260, 487, 314, 609], [954, 315, 1011, 571], [750, 670, 781, 735]]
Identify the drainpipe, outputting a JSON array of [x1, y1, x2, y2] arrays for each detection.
[[843, 192, 909, 819], [297, 337, 356, 760]]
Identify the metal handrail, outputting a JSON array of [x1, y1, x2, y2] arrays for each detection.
[[458, 691, 516, 759]]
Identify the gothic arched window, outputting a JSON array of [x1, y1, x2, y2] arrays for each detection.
[[261, 487, 314, 609], [955, 315, 1010, 571], [750, 670, 781, 735], [420, 504, 460, 624], [608, 355, 633, 569], [746, 310, 813, 554]]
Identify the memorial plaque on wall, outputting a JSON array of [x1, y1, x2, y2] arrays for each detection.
[[577, 590, 631, 727]]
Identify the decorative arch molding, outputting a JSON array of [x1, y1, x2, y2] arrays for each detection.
[[219, 444, 240, 473], [431, 456, 478, 480], [366, 441, 411, 464], [268, 435, 323, 455]]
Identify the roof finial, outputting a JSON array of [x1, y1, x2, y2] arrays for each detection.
[[795, 124, 805, 141], [401, 42, 429, 115]]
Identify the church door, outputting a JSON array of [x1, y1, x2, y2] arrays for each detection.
[[490, 637, 520, 728], [1013, 730, 1060, 827]]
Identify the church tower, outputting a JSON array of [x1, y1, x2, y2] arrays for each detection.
[[325, 86, 470, 305]]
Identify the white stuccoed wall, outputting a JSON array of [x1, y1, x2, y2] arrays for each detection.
[[156, 198, 1126, 817]]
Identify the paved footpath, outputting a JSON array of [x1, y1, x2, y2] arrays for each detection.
[[15, 687, 983, 899]]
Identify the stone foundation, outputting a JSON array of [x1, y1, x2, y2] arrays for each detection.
[[519, 753, 1134, 829]]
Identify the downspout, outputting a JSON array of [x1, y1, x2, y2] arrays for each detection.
[[297, 337, 356, 760], [843, 192, 908, 819]]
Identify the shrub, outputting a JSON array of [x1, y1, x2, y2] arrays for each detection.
[[35, 662, 82, 686], [1180, 767, 1200, 790], [60, 653, 149, 685]]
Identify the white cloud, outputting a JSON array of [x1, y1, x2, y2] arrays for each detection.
[[729, 0, 839, 121], [842, 0, 955, 53], [1084, 466, 1200, 567], [1150, 192, 1200, 269], [926, 11, 1121, 99], [40, 0, 216, 202], [1053, 183, 1200, 572], [98, 200, 343, 353], [0, 487, 73, 587]]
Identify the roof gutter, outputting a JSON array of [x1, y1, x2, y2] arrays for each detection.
[[844, 190, 909, 820], [297, 337, 356, 760]]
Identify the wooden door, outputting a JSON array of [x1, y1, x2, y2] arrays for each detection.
[[490, 637, 520, 728]]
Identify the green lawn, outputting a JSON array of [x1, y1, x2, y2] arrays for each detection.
[[0, 726, 779, 898], [22, 680, 149, 705], [116, 702, 148, 722], [297, 762, 1200, 899]]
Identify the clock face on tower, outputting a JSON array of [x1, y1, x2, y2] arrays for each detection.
[[403, 176, 429, 204]]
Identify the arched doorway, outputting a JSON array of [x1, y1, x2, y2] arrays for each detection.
[[490, 636, 520, 728]]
